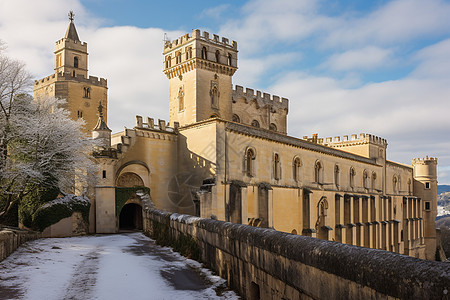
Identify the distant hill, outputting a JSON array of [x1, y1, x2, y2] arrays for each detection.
[[438, 185, 450, 194]]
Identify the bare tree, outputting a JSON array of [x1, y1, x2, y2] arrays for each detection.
[[0, 46, 96, 222], [0, 45, 33, 169]]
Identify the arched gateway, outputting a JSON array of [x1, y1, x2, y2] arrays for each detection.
[[119, 203, 143, 230], [115, 171, 154, 231]]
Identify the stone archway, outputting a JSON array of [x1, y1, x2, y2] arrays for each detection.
[[116, 172, 144, 187], [316, 196, 331, 240], [119, 203, 143, 230]]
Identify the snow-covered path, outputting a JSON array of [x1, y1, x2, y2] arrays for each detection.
[[0, 233, 238, 300]]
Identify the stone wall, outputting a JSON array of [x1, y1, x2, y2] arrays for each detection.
[[144, 208, 450, 300], [0, 227, 40, 262]]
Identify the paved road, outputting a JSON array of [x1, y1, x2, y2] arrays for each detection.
[[0, 232, 238, 300]]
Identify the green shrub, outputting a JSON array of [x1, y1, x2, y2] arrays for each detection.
[[31, 194, 90, 232]]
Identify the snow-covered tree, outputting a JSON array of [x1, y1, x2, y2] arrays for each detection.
[[0, 45, 96, 224]]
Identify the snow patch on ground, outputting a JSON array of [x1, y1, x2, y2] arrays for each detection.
[[0, 233, 239, 300]]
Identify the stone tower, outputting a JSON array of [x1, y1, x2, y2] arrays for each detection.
[[163, 29, 238, 127], [34, 11, 108, 135], [412, 157, 438, 260]]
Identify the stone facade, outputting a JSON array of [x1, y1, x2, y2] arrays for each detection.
[[39, 21, 439, 260]]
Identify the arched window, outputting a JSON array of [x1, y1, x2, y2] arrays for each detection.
[[176, 51, 182, 64], [315, 161, 323, 184], [83, 87, 90, 98], [232, 114, 240, 123], [372, 172, 377, 190], [269, 123, 277, 131], [274, 153, 281, 180], [363, 170, 369, 189], [228, 53, 232, 66], [245, 148, 256, 177], [74, 57, 79, 68], [77, 110, 83, 119], [201, 47, 207, 59], [349, 167, 356, 188], [293, 156, 302, 182], [165, 56, 171, 68], [334, 165, 340, 188], [251, 120, 260, 128], [186, 47, 192, 60], [73, 71, 76, 77], [215, 50, 220, 63]]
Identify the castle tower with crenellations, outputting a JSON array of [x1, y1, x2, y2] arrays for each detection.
[[163, 30, 238, 126], [34, 11, 108, 135]]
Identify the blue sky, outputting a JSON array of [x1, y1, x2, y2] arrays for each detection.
[[1, 0, 450, 183]]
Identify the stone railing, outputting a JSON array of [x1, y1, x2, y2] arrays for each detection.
[[144, 209, 449, 299], [0, 227, 40, 262]]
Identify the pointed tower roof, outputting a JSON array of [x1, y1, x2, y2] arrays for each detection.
[[93, 101, 111, 131], [65, 11, 80, 41]]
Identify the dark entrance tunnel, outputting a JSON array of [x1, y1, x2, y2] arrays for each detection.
[[119, 203, 143, 230]]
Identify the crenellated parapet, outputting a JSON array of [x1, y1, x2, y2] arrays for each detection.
[[163, 29, 238, 79], [34, 72, 107, 87], [412, 156, 438, 165], [134, 115, 178, 133], [55, 37, 87, 50], [304, 133, 388, 147], [163, 29, 237, 52], [232, 85, 289, 110]]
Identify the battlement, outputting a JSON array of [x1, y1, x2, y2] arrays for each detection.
[[303, 133, 388, 147], [134, 115, 177, 133], [412, 156, 438, 165], [34, 72, 107, 87], [164, 29, 237, 52], [55, 38, 87, 49], [232, 85, 288, 109]]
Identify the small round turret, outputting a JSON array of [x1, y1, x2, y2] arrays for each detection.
[[92, 101, 111, 148], [412, 156, 438, 260]]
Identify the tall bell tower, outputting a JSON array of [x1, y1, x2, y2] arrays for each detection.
[[163, 29, 238, 127], [34, 11, 108, 135], [54, 11, 88, 78]]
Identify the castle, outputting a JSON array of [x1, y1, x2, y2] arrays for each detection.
[[35, 16, 438, 260]]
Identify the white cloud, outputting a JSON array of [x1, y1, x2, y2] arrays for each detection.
[[324, 0, 450, 47], [411, 38, 450, 79], [234, 52, 301, 88], [219, 0, 334, 53], [322, 46, 394, 71]]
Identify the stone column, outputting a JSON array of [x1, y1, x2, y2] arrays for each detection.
[[268, 189, 273, 228], [345, 194, 356, 245], [241, 186, 248, 225], [340, 195, 346, 244]]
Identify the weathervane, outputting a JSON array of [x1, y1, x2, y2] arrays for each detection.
[[68, 11, 75, 22]]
